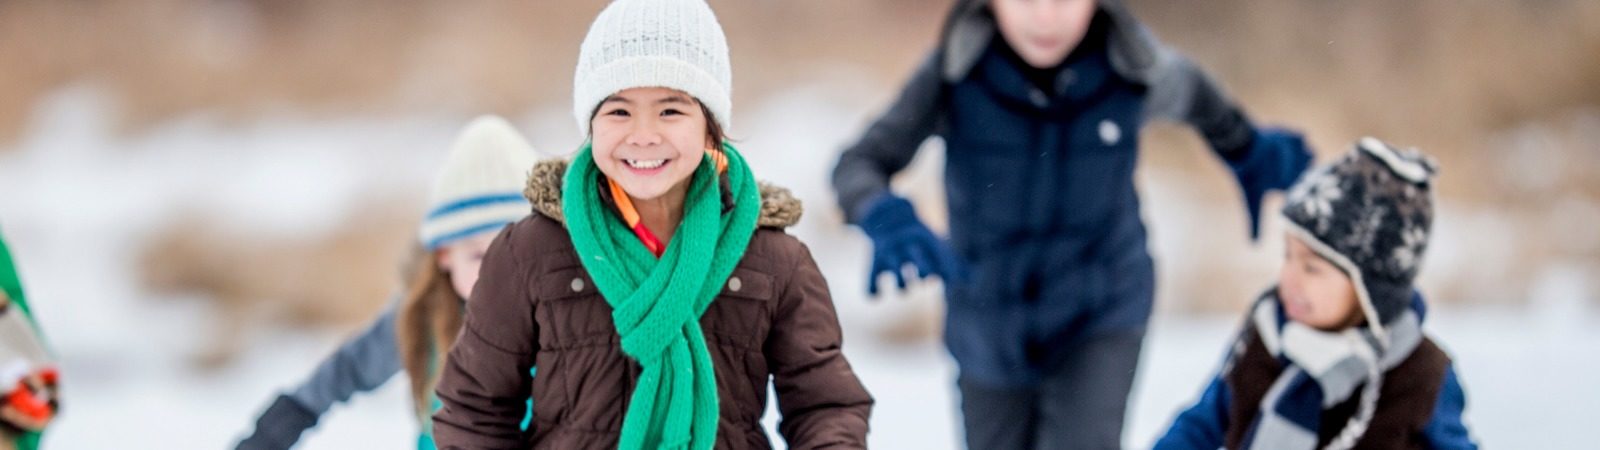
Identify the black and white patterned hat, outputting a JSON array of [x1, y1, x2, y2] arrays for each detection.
[[1282, 137, 1438, 338]]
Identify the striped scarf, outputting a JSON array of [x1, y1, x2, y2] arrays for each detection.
[[1239, 290, 1424, 450]]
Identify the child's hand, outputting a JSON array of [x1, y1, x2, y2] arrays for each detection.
[[1230, 127, 1314, 241], [858, 193, 969, 296]]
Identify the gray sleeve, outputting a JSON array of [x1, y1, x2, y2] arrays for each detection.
[[286, 300, 404, 414], [1141, 46, 1258, 159], [830, 50, 945, 223]]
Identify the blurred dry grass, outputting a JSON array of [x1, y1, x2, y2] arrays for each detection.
[[138, 200, 415, 368], [1132, 0, 1600, 192], [0, 0, 947, 362], [0, 0, 1595, 354], [1129, 0, 1600, 310], [0, 0, 948, 140]]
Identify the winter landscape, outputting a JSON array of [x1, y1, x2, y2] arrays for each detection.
[[0, 1, 1595, 448]]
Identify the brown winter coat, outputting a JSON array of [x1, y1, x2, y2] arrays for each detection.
[[432, 160, 873, 449]]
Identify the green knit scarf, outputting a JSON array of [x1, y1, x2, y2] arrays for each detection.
[[561, 142, 761, 450]]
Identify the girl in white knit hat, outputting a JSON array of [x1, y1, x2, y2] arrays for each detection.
[[432, 1, 873, 448], [237, 115, 538, 450]]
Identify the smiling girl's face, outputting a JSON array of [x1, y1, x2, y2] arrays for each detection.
[[589, 87, 713, 202]]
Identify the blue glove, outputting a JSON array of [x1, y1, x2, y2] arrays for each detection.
[[858, 194, 967, 296], [1229, 127, 1314, 241]]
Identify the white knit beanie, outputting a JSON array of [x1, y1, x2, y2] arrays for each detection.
[[419, 115, 538, 250], [572, 0, 732, 137]]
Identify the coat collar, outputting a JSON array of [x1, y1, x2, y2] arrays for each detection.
[[522, 158, 803, 229]]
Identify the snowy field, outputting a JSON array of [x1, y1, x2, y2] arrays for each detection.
[[0, 85, 1595, 448]]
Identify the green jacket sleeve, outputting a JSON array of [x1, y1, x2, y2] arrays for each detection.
[[0, 231, 49, 450]]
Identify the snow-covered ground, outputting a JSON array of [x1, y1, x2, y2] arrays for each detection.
[[0, 85, 1595, 449]]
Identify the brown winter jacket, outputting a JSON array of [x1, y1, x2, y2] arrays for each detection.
[[432, 160, 873, 449]]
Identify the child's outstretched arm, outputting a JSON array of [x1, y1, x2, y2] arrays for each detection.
[[1422, 365, 1479, 450], [239, 303, 402, 450], [290, 304, 403, 409], [1140, 45, 1257, 159], [767, 240, 873, 448], [1152, 374, 1231, 450], [1154, 314, 1251, 450], [831, 51, 944, 224], [432, 224, 538, 449], [1142, 45, 1312, 241], [831, 52, 967, 295]]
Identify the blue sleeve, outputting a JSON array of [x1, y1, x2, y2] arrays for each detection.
[[1422, 365, 1477, 450], [1153, 375, 1232, 450], [287, 301, 404, 414]]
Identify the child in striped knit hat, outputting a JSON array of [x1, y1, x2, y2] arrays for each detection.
[[237, 115, 537, 450], [1155, 137, 1478, 450]]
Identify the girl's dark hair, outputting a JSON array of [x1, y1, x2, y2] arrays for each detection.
[[700, 103, 727, 149]]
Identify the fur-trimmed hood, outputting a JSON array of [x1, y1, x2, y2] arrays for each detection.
[[523, 158, 803, 229]]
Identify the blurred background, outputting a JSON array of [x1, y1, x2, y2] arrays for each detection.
[[0, 0, 1595, 448]]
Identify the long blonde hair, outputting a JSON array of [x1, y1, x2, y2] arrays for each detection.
[[394, 246, 464, 421]]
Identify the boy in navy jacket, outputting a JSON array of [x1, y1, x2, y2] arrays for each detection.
[[831, 0, 1312, 447]]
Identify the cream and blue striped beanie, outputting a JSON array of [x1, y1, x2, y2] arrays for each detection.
[[419, 115, 537, 249]]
